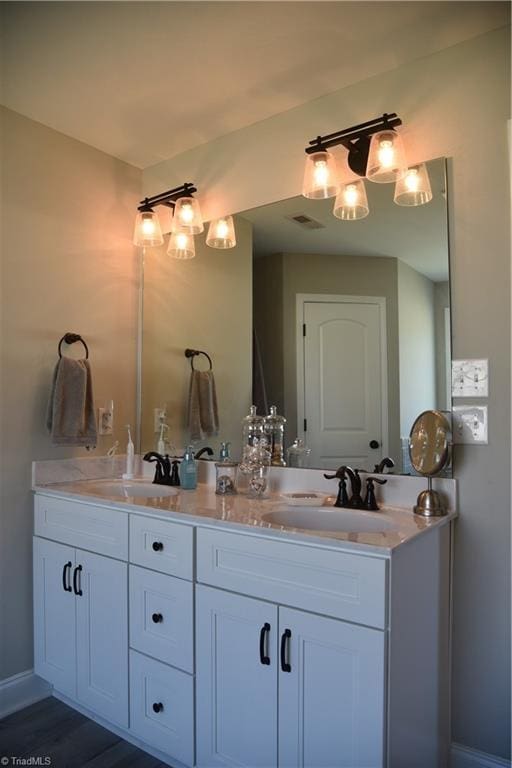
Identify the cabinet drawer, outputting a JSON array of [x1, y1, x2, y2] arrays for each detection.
[[130, 650, 194, 767], [129, 565, 193, 672], [34, 494, 128, 560], [129, 514, 193, 580], [197, 528, 387, 628]]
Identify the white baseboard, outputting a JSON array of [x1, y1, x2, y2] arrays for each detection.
[[0, 669, 52, 719], [451, 743, 511, 768]]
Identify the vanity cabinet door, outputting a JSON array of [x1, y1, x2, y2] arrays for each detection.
[[76, 549, 128, 727], [278, 607, 385, 768], [33, 537, 76, 697], [196, 585, 278, 768]]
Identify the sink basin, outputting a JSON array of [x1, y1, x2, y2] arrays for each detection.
[[262, 507, 399, 534], [96, 480, 178, 499]]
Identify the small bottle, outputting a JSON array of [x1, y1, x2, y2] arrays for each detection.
[[180, 446, 197, 490]]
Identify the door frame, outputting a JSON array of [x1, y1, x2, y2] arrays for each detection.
[[296, 293, 389, 460]]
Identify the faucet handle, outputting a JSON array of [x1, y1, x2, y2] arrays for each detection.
[[363, 477, 387, 511]]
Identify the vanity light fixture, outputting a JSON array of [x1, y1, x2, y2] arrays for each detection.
[[303, 113, 432, 214], [206, 216, 237, 249], [394, 163, 433, 206], [173, 196, 204, 235], [133, 183, 199, 247]]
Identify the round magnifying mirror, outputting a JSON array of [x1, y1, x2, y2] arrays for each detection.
[[409, 410, 451, 516]]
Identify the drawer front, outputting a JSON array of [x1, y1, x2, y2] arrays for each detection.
[[197, 528, 387, 628], [130, 650, 194, 767], [129, 565, 193, 672], [129, 514, 193, 580], [34, 494, 128, 560]]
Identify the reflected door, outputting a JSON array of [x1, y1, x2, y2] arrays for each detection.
[[301, 297, 387, 469]]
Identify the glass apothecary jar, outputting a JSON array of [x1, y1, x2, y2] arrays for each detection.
[[264, 405, 287, 466]]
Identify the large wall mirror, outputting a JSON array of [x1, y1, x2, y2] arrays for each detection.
[[140, 156, 451, 475]]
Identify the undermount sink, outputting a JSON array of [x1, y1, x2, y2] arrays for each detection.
[[262, 506, 399, 534], [96, 480, 178, 499]]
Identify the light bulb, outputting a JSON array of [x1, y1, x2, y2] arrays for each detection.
[[215, 219, 229, 239], [179, 203, 194, 225], [378, 138, 395, 168], [314, 160, 329, 187], [343, 184, 359, 207], [404, 168, 420, 192], [141, 215, 156, 235]]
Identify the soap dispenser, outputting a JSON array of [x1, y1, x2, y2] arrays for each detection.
[[180, 446, 197, 490]]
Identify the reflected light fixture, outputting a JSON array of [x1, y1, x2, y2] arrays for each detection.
[[394, 163, 433, 206], [366, 129, 407, 183], [133, 183, 198, 247], [333, 180, 369, 220], [206, 216, 237, 249]]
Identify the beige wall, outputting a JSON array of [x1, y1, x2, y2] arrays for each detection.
[[141, 216, 252, 459], [397, 259, 436, 436], [0, 107, 140, 679], [144, 28, 511, 759]]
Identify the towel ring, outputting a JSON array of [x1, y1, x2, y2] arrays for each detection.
[[58, 333, 89, 359], [184, 348, 212, 371]]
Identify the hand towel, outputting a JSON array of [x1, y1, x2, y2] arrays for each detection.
[[187, 369, 219, 441], [46, 356, 97, 447]]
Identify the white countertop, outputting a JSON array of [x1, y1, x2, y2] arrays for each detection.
[[33, 475, 456, 556]]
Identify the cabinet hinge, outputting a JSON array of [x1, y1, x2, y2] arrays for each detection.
[[304, 418, 307, 432], [303, 323, 306, 337]]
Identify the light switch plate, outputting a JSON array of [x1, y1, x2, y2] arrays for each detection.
[[452, 359, 488, 397], [452, 405, 488, 444]]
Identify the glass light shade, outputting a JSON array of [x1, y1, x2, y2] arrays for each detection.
[[333, 180, 369, 220], [173, 196, 204, 234], [133, 209, 163, 246], [302, 150, 339, 199], [394, 163, 433, 206], [167, 230, 196, 259], [206, 216, 237, 249], [366, 129, 407, 183]]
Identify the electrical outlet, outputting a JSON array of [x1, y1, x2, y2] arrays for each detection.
[[154, 407, 166, 433], [452, 405, 488, 444], [452, 359, 489, 397], [98, 406, 114, 436]]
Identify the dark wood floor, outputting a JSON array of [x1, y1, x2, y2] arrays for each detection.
[[0, 697, 171, 767]]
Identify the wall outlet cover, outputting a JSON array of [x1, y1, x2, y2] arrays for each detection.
[[452, 405, 488, 444], [452, 359, 488, 397], [98, 407, 114, 436]]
